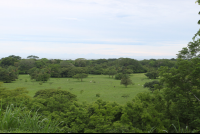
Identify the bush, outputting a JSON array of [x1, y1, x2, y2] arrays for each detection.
[[96, 93, 100, 97], [29, 68, 50, 82]]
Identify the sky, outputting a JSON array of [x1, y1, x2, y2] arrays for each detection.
[[0, 0, 199, 60]]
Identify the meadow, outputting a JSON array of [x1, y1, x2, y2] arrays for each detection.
[[2, 73, 156, 105]]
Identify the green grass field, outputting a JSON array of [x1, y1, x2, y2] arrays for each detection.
[[2, 73, 157, 105]]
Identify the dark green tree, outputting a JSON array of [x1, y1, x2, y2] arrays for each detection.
[[120, 74, 133, 88], [73, 73, 88, 82], [49, 64, 61, 77], [29, 67, 50, 82], [0, 57, 18, 67], [0, 66, 18, 83], [145, 70, 159, 79], [143, 80, 162, 93], [19, 59, 35, 74], [121, 91, 169, 132]]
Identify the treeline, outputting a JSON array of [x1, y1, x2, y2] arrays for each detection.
[[0, 55, 177, 83]]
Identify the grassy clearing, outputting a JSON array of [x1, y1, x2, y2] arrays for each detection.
[[2, 73, 157, 105]]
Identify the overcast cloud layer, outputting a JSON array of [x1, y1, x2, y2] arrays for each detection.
[[0, 0, 199, 60]]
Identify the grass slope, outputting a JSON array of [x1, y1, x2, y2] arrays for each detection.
[[2, 73, 157, 105]]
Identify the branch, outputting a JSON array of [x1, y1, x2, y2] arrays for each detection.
[[191, 92, 200, 102], [188, 90, 200, 102]]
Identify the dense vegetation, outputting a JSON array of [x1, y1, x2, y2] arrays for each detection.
[[0, 0, 199, 133]]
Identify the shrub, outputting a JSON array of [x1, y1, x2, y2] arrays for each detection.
[[96, 93, 100, 97]]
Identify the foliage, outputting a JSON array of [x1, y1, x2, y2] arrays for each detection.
[[120, 74, 133, 88], [19, 59, 35, 74], [145, 70, 159, 79], [49, 64, 61, 77], [0, 102, 62, 133], [158, 58, 200, 130], [143, 80, 162, 93], [0, 57, 19, 67], [30, 89, 89, 133], [33, 88, 77, 100], [35, 58, 48, 68], [124, 69, 133, 74], [115, 73, 124, 80], [73, 73, 88, 82], [0, 66, 18, 83], [117, 58, 146, 73], [29, 67, 50, 82], [85, 99, 123, 133], [109, 69, 117, 78], [96, 93, 100, 97], [74, 58, 87, 67], [60, 61, 74, 68], [121, 91, 170, 132]]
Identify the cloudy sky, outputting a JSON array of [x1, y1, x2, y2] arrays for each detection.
[[0, 0, 199, 60]]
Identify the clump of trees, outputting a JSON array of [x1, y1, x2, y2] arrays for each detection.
[[29, 67, 51, 82], [0, 66, 18, 83]]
